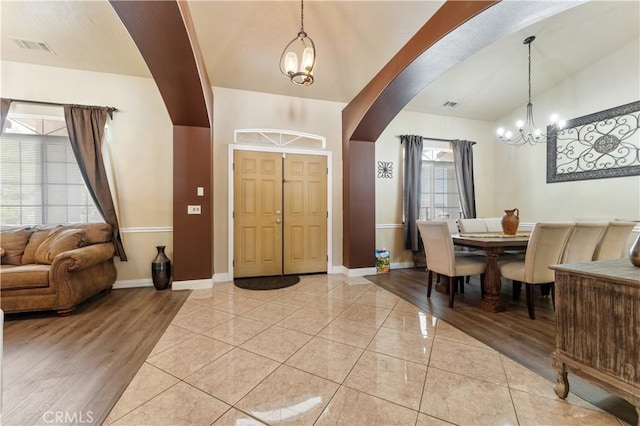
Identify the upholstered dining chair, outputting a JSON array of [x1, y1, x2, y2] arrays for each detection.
[[498, 222, 574, 319], [457, 218, 488, 284], [592, 221, 637, 260], [561, 222, 608, 264], [484, 217, 504, 233], [416, 220, 486, 308], [458, 218, 487, 233]]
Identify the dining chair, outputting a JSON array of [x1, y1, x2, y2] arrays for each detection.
[[592, 221, 637, 260], [457, 218, 488, 284], [416, 220, 486, 308], [561, 222, 608, 263], [484, 218, 504, 233], [498, 222, 574, 319], [458, 218, 487, 233]]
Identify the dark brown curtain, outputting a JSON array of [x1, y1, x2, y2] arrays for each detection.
[[1, 98, 12, 133], [64, 105, 127, 260]]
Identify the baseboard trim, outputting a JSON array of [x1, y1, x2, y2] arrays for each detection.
[[213, 273, 232, 283], [330, 266, 344, 274], [341, 266, 377, 277], [172, 278, 214, 291], [113, 279, 153, 289], [390, 261, 414, 269]]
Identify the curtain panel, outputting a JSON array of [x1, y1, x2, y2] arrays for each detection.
[[0, 98, 12, 133], [451, 139, 477, 219], [64, 105, 127, 260], [401, 134, 424, 251]]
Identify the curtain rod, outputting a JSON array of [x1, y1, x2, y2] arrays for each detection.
[[396, 135, 476, 144], [9, 98, 118, 118]]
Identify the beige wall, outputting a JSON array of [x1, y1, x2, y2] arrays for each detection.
[[4, 34, 637, 283], [212, 87, 344, 276], [1, 61, 174, 284], [494, 39, 640, 223], [374, 110, 497, 265]]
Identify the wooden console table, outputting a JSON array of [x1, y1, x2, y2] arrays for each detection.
[[550, 259, 640, 423]]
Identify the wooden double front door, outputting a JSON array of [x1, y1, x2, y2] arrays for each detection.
[[233, 150, 327, 278]]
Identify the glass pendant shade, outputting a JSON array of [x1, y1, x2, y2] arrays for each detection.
[[284, 52, 298, 75], [301, 47, 314, 72]]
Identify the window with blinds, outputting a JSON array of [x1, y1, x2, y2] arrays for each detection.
[[419, 160, 461, 221], [1, 115, 102, 226]]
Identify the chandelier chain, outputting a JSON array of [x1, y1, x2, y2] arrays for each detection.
[[300, 0, 304, 32], [527, 41, 532, 102]]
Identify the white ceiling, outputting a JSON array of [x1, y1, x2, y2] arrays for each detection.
[[1, 1, 638, 122]]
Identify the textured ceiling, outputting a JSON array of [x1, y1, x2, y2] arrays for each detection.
[[1, 1, 638, 121]]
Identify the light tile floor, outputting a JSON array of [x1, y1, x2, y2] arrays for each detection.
[[105, 275, 626, 425]]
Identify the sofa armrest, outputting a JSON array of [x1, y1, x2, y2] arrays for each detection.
[[50, 243, 116, 272]]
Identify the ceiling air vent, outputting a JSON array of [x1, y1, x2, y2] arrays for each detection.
[[442, 101, 459, 109], [11, 38, 55, 54]]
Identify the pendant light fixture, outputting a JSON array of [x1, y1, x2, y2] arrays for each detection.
[[497, 36, 564, 146], [279, 0, 316, 86]]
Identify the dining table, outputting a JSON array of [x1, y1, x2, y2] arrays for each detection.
[[453, 232, 530, 313]]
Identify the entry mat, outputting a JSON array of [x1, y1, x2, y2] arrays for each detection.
[[234, 274, 300, 291]]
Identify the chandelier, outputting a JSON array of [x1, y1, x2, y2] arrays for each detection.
[[497, 36, 564, 146], [279, 0, 316, 86]]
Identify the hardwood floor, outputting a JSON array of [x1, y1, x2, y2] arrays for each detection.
[[366, 268, 637, 426], [2, 287, 189, 426]]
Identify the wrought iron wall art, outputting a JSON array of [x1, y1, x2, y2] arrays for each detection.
[[377, 161, 393, 178], [547, 101, 640, 183]]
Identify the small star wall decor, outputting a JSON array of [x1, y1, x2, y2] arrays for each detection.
[[377, 161, 393, 178]]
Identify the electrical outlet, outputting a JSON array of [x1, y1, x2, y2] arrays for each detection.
[[187, 205, 201, 215]]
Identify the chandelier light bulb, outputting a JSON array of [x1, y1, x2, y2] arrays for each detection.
[[284, 52, 298, 75], [516, 119, 524, 129], [534, 128, 541, 137], [550, 113, 559, 123], [557, 120, 566, 129], [301, 47, 314, 72], [497, 127, 505, 136], [505, 131, 513, 140]]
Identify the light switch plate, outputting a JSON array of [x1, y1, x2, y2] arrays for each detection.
[[197, 187, 204, 196], [187, 205, 201, 214]]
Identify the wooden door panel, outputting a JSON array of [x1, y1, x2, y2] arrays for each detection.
[[283, 154, 327, 274], [234, 151, 282, 277]]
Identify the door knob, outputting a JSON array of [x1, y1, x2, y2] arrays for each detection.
[[276, 218, 282, 224], [276, 210, 281, 215]]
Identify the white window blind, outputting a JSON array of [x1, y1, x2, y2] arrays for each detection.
[[0, 133, 102, 226]]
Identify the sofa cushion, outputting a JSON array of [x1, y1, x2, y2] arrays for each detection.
[[0, 227, 34, 265], [22, 225, 62, 265], [0, 264, 50, 290], [34, 228, 86, 265], [68, 223, 112, 244]]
